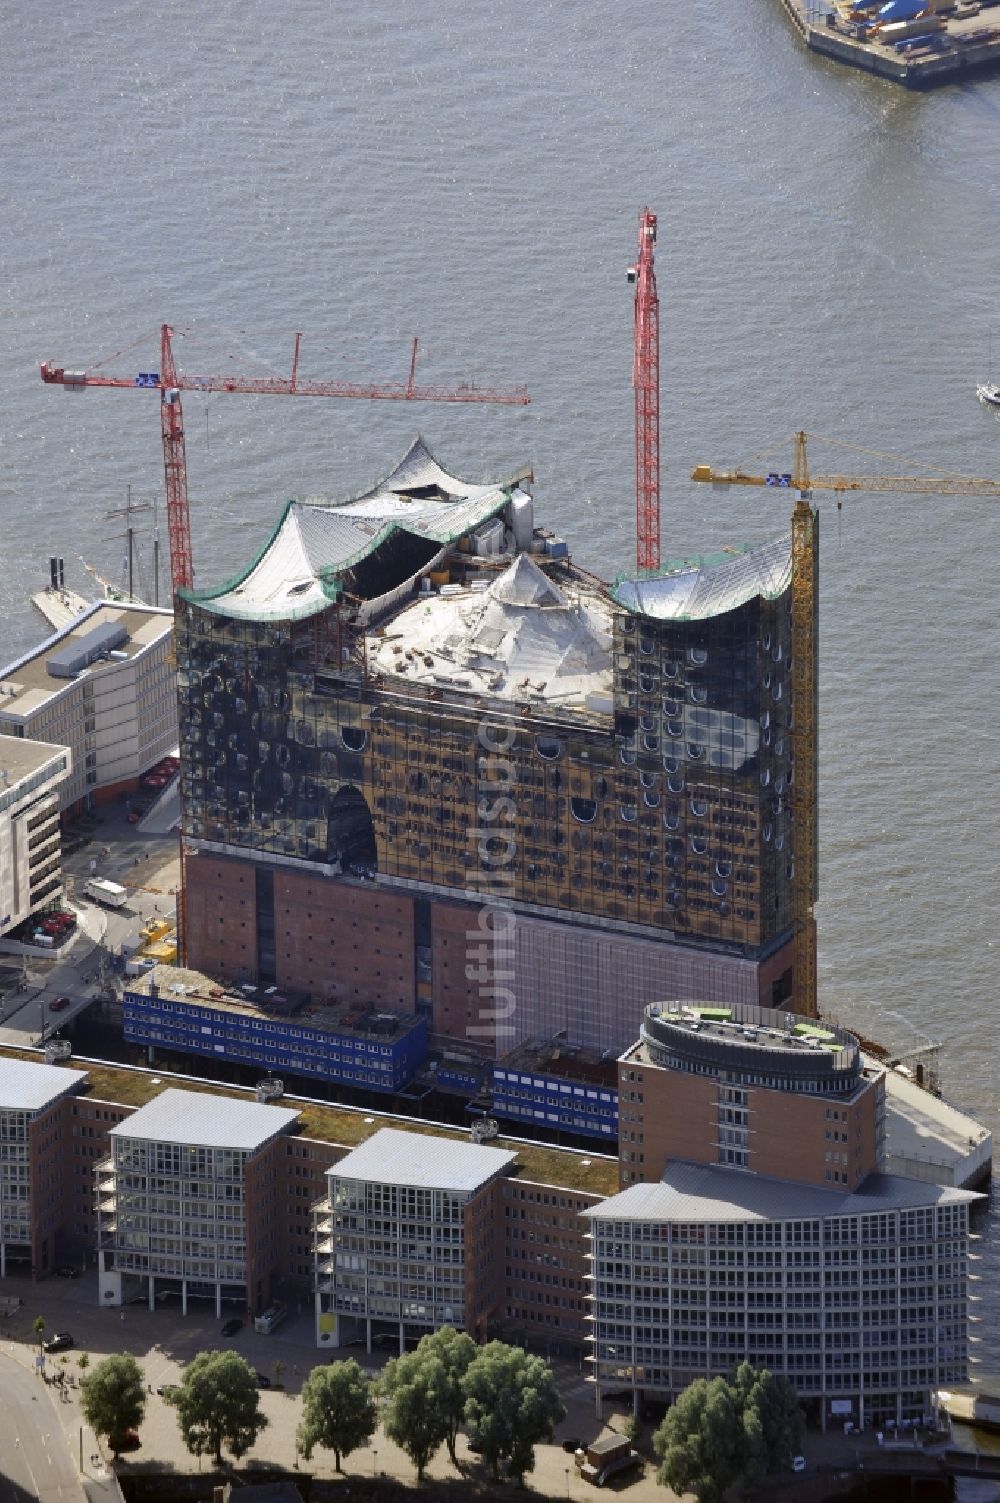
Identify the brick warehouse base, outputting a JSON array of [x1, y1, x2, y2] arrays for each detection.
[[184, 850, 794, 1057]]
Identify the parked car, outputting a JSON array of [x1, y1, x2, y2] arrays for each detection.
[[255, 1372, 271, 1389], [562, 1437, 582, 1454], [42, 1332, 74, 1353], [49, 996, 71, 1013], [55, 1265, 80, 1279], [157, 1383, 179, 1400], [220, 1318, 242, 1337]]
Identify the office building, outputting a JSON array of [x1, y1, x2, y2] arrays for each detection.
[[0, 1057, 88, 1278], [0, 1050, 977, 1427], [313, 1126, 515, 1350], [0, 736, 71, 938], [176, 438, 807, 1061], [618, 1001, 885, 1190], [96, 1087, 299, 1314], [585, 1164, 975, 1431], [0, 602, 176, 815]]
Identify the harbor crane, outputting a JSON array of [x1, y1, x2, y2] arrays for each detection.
[[627, 208, 660, 574], [40, 325, 530, 596], [693, 429, 1000, 1020]]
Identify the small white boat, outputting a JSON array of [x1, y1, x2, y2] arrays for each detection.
[[977, 382, 1000, 409]]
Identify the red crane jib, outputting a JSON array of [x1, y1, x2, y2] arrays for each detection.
[[39, 325, 529, 597]]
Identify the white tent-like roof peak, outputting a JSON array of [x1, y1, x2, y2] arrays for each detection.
[[491, 552, 567, 609]]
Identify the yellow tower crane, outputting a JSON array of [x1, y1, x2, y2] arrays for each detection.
[[692, 430, 1000, 1021]]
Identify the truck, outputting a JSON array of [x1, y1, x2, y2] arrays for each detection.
[[83, 877, 128, 909], [253, 1300, 287, 1335], [575, 1433, 641, 1488]]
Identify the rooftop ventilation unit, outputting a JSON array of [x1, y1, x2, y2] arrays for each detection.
[[47, 621, 128, 679]]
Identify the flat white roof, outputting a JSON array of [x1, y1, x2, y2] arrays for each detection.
[[0, 1057, 88, 1113], [582, 1159, 981, 1224], [110, 1087, 299, 1151], [329, 1126, 516, 1194]]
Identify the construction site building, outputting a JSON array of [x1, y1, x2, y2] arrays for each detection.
[[176, 439, 809, 1066]]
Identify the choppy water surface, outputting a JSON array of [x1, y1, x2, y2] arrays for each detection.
[[1, 0, 997, 1353]]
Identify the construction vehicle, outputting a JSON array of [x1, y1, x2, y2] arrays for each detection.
[[692, 430, 1000, 1019]]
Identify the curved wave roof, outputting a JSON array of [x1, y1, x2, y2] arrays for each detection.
[[613, 535, 791, 621], [181, 437, 527, 621]]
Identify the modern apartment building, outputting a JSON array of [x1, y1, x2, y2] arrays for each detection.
[[0, 736, 71, 938], [0, 603, 176, 814], [96, 1087, 299, 1315], [175, 438, 810, 1064], [313, 1127, 515, 1351], [0, 1057, 88, 1278]]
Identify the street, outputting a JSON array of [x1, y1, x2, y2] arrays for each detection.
[[0, 1347, 86, 1503]]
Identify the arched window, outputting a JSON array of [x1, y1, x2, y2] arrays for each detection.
[[571, 797, 597, 824]]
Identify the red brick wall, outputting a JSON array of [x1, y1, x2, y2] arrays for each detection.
[[279, 1135, 349, 1288], [184, 853, 258, 981], [273, 872, 415, 1009], [501, 1178, 601, 1345], [431, 898, 497, 1049]]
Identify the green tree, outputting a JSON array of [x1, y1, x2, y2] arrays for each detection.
[[732, 1362, 804, 1482], [296, 1360, 376, 1473], [653, 1376, 743, 1503], [413, 1326, 477, 1466], [33, 1316, 45, 1347], [381, 1349, 450, 1481], [80, 1354, 146, 1461], [171, 1350, 267, 1466], [462, 1341, 565, 1485]]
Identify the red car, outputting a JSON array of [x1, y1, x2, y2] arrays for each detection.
[[49, 995, 71, 1013]]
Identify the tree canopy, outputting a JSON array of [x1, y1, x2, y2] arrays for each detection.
[[653, 1365, 805, 1502], [653, 1376, 743, 1503], [80, 1353, 146, 1460], [297, 1360, 376, 1472], [171, 1349, 268, 1465], [381, 1348, 451, 1481], [462, 1341, 565, 1485]]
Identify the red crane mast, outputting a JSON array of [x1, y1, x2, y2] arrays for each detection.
[[627, 209, 660, 573], [41, 324, 530, 596]]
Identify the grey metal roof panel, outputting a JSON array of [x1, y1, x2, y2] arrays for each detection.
[[188, 437, 521, 621], [0, 1057, 88, 1113], [110, 1087, 299, 1151], [582, 1160, 981, 1224], [329, 1126, 516, 1194], [614, 535, 792, 621]]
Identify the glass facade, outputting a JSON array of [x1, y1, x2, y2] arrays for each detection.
[[587, 1199, 970, 1427]]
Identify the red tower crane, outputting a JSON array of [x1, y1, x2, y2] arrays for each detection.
[[627, 208, 660, 574], [41, 324, 530, 597]]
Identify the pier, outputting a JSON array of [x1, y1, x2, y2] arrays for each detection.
[[776, 0, 1000, 86]]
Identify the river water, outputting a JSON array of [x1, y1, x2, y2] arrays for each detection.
[[1, 0, 997, 1363]]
